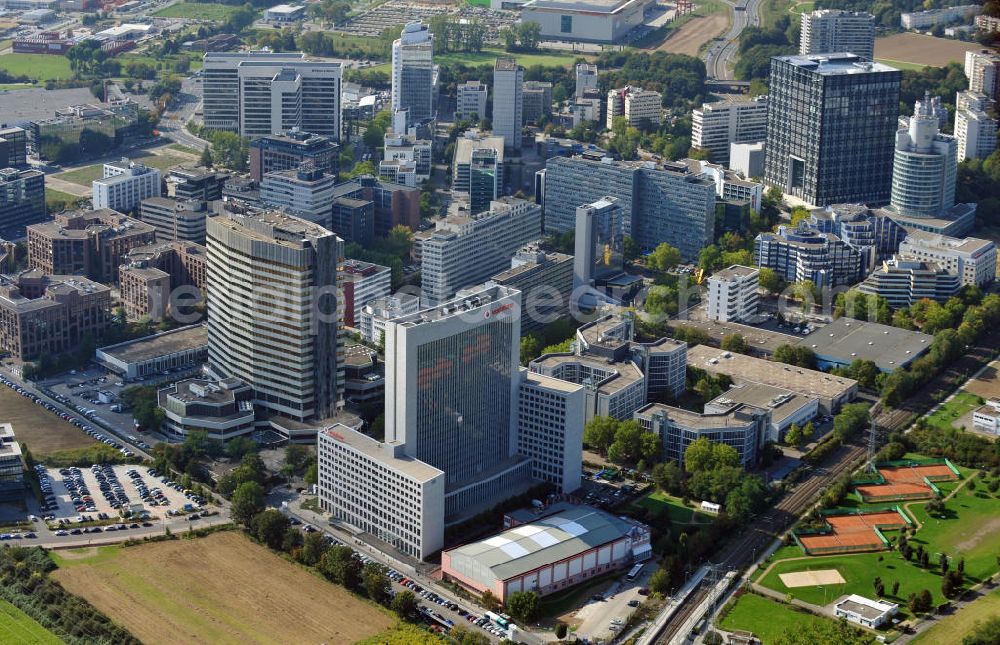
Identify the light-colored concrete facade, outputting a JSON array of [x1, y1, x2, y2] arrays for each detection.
[[799, 10, 875, 60], [517, 369, 585, 494], [493, 58, 524, 150], [692, 96, 768, 165], [707, 264, 759, 323], [456, 81, 487, 121]]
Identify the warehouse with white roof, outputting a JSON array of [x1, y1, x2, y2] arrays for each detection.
[[441, 504, 650, 602]]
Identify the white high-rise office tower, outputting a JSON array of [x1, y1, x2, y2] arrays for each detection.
[[890, 93, 958, 219], [799, 9, 876, 60], [707, 265, 759, 323], [391, 22, 435, 128], [493, 57, 524, 150], [206, 206, 342, 423], [202, 51, 341, 139], [691, 96, 768, 165]]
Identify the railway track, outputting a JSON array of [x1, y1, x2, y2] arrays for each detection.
[[654, 443, 866, 643]]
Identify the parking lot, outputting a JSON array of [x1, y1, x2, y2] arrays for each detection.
[[38, 464, 203, 524]]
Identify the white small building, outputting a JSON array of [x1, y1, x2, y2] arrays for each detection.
[[834, 594, 898, 628], [264, 3, 305, 21], [707, 265, 759, 323], [973, 398, 1000, 434], [700, 501, 720, 514]]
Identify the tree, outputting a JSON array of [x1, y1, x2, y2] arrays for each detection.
[[962, 616, 1000, 645], [940, 552, 950, 575], [301, 531, 329, 566], [942, 571, 957, 598], [507, 590, 539, 622], [647, 242, 682, 273], [909, 588, 933, 613], [452, 625, 491, 645], [363, 562, 392, 604], [759, 267, 781, 294], [320, 545, 363, 590], [651, 460, 684, 496], [251, 508, 290, 550], [785, 424, 802, 447], [773, 619, 877, 645], [873, 576, 885, 597], [584, 416, 618, 454], [230, 481, 265, 526], [481, 589, 501, 612], [649, 567, 672, 595], [720, 333, 749, 354], [226, 435, 258, 460], [623, 236, 639, 263], [199, 145, 213, 168], [391, 590, 419, 621], [892, 580, 900, 596], [284, 444, 311, 475], [683, 438, 739, 473], [724, 474, 766, 523], [304, 462, 318, 487]]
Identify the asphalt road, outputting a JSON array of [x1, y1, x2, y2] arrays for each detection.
[[705, 0, 763, 81], [157, 77, 209, 151]]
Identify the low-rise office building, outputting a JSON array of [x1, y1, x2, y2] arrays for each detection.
[[332, 175, 420, 237], [834, 595, 898, 629], [857, 256, 962, 309], [973, 398, 1000, 434], [898, 232, 996, 287], [635, 402, 769, 469], [801, 316, 933, 373], [96, 324, 208, 379], [169, 166, 229, 202], [706, 382, 819, 444], [755, 222, 864, 288], [119, 264, 171, 321], [0, 272, 112, 361], [27, 209, 156, 283], [343, 344, 384, 405], [139, 197, 209, 244], [249, 129, 340, 182], [691, 96, 768, 165], [260, 165, 338, 229], [443, 504, 651, 602], [456, 81, 487, 121], [688, 344, 857, 414], [158, 377, 255, 441]]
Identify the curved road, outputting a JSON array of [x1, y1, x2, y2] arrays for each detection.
[[704, 0, 763, 81]]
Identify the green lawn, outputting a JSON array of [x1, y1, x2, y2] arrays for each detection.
[[630, 490, 713, 525], [759, 549, 949, 610], [0, 54, 72, 81], [58, 152, 191, 187], [0, 83, 35, 91], [790, 1, 815, 14], [45, 187, 82, 210], [152, 2, 244, 20], [49, 544, 123, 569], [908, 481, 1000, 582], [925, 391, 984, 431], [464, 0, 491, 5], [168, 143, 201, 156], [0, 599, 62, 645], [912, 587, 1000, 645], [875, 59, 931, 71], [718, 593, 838, 644]]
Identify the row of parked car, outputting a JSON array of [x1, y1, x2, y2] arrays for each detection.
[[390, 571, 507, 637], [53, 521, 152, 537], [0, 376, 136, 458]]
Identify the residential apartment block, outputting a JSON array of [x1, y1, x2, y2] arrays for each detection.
[[707, 264, 759, 323], [691, 96, 768, 165], [606, 86, 661, 129], [799, 10, 875, 60], [954, 91, 998, 161], [139, 197, 209, 244]]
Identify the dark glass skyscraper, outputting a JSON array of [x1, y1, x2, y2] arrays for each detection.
[[764, 53, 901, 207]]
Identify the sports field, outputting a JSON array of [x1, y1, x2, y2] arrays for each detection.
[[0, 387, 97, 456], [718, 593, 838, 644], [52, 531, 393, 645], [908, 479, 1000, 582], [0, 54, 72, 81], [152, 2, 245, 20], [913, 587, 1000, 645], [925, 391, 984, 431], [758, 546, 950, 609], [962, 360, 1000, 401], [0, 599, 61, 645], [874, 33, 982, 68], [797, 510, 907, 554]]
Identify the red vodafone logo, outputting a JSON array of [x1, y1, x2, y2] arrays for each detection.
[[486, 303, 514, 318]]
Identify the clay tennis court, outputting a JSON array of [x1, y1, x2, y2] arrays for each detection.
[[856, 463, 958, 502], [798, 511, 908, 554]]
